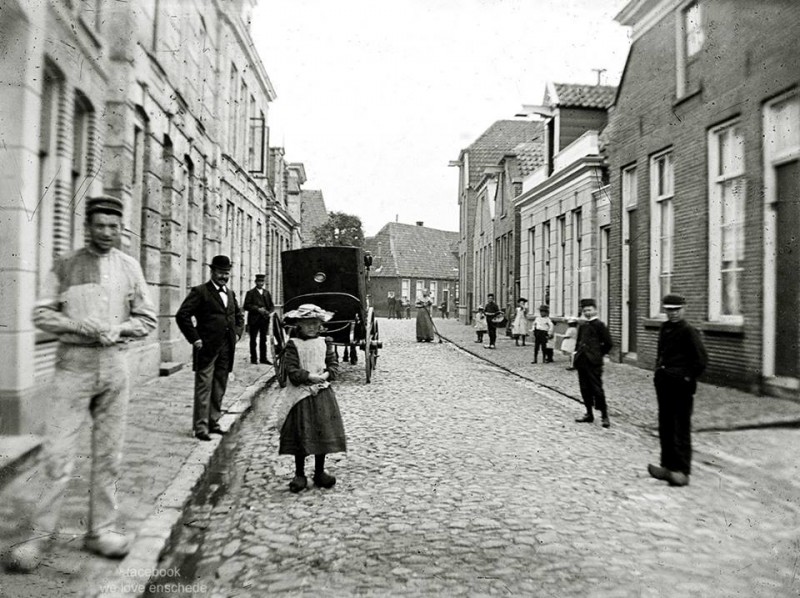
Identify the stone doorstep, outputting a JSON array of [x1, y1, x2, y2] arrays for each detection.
[[0, 434, 43, 490]]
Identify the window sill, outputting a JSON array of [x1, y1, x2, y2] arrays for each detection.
[[699, 321, 745, 336], [674, 85, 703, 108]]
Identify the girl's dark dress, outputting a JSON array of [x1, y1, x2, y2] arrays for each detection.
[[278, 335, 347, 456]]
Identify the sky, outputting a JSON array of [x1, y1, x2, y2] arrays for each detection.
[[251, 0, 632, 237]]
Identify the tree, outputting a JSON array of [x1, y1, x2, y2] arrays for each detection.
[[311, 211, 365, 248]]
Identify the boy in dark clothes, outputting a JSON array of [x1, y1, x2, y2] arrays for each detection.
[[648, 294, 707, 487], [574, 298, 613, 428]]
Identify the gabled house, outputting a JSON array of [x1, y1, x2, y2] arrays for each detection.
[[365, 222, 459, 318], [452, 120, 544, 323], [517, 82, 616, 326], [606, 0, 800, 396]]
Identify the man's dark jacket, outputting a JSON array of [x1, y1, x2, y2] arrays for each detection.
[[176, 281, 244, 372], [242, 286, 274, 328], [575, 318, 613, 367]]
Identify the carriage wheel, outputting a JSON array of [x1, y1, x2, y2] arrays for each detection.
[[270, 313, 288, 387], [365, 307, 380, 383]]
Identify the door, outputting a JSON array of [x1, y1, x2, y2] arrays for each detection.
[[774, 160, 800, 377], [627, 209, 639, 353]]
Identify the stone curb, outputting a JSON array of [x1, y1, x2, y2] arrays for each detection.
[[91, 372, 274, 598]]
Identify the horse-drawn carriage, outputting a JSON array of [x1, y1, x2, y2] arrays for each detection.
[[270, 246, 382, 383]]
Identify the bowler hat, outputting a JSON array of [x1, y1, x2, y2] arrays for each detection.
[[579, 298, 597, 308], [254, 274, 266, 281], [518, 297, 528, 303], [209, 255, 232, 271], [86, 195, 124, 217], [662, 293, 686, 308]]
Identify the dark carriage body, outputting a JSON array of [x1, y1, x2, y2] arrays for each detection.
[[281, 246, 369, 346], [274, 246, 381, 383]]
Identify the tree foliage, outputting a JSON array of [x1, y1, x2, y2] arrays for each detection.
[[311, 211, 365, 248]]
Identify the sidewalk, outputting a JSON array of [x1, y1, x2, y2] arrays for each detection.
[[434, 318, 800, 432], [0, 343, 271, 598]]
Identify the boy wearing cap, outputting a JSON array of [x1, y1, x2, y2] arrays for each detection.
[[574, 298, 613, 427], [648, 294, 707, 487], [531, 304, 554, 363], [243, 274, 274, 364], [3, 195, 157, 572], [176, 255, 244, 441]]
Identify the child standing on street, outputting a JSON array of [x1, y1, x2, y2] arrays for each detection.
[[531, 305, 554, 363], [512, 298, 530, 346], [574, 298, 613, 428], [560, 317, 579, 370], [274, 304, 347, 493], [473, 306, 488, 343]]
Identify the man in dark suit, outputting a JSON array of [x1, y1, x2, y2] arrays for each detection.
[[176, 255, 244, 441], [243, 273, 274, 364]]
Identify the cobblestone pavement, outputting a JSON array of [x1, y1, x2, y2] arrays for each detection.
[[151, 319, 800, 597], [0, 342, 269, 598]]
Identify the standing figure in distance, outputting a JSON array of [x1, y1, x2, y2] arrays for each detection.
[[243, 274, 274, 365], [512, 298, 530, 346], [2, 195, 157, 572], [573, 298, 613, 428], [387, 293, 396, 319], [176, 255, 244, 441], [483, 293, 501, 349], [531, 304, 554, 363], [415, 290, 436, 342], [473, 306, 488, 343], [402, 296, 411, 319], [560, 317, 579, 370], [648, 294, 707, 487], [274, 304, 347, 493]]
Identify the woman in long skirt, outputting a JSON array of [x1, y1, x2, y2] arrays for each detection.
[[415, 291, 435, 342]]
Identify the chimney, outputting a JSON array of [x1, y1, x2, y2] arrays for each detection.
[[416, 221, 424, 227]]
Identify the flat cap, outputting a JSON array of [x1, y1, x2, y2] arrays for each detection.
[[86, 195, 124, 217], [254, 274, 266, 281], [579, 298, 597, 308], [662, 293, 686, 308]]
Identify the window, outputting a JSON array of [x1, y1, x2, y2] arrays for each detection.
[[621, 165, 638, 352], [228, 65, 238, 152], [677, 1, 704, 97], [70, 92, 94, 252], [528, 227, 536, 306], [600, 226, 611, 323], [429, 281, 438, 304], [708, 120, 745, 322], [684, 2, 704, 58], [557, 215, 566, 315], [650, 151, 674, 316], [543, 220, 551, 306], [572, 209, 582, 315], [415, 280, 425, 302], [402, 279, 410, 300], [249, 110, 267, 175]]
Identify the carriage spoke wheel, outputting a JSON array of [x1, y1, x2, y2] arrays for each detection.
[[365, 307, 380, 383], [270, 313, 288, 387]]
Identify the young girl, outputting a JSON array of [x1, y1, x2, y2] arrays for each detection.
[[473, 306, 488, 343], [274, 304, 347, 493], [561, 318, 579, 369], [511, 298, 530, 346]]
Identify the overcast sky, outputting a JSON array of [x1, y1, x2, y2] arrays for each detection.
[[251, 0, 632, 237]]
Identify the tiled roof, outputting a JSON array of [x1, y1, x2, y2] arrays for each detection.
[[512, 141, 546, 178], [299, 190, 328, 246], [548, 83, 617, 109], [464, 120, 543, 188], [364, 222, 459, 280]]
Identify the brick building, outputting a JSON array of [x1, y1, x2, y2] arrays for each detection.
[[606, 0, 800, 396], [0, 0, 301, 434], [517, 83, 616, 324], [452, 120, 543, 323], [364, 222, 459, 319]]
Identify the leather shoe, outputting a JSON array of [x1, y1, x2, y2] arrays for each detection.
[[250, 358, 258, 364], [195, 431, 211, 441], [314, 471, 337, 489], [260, 359, 272, 365], [648, 464, 670, 481], [289, 476, 307, 493], [667, 471, 690, 487], [575, 414, 594, 423], [209, 427, 226, 435], [601, 415, 611, 428], [84, 530, 132, 559]]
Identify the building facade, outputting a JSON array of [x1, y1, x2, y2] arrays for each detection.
[[607, 0, 800, 395], [365, 222, 459, 319], [452, 120, 543, 323], [0, 0, 300, 434], [517, 83, 616, 326]]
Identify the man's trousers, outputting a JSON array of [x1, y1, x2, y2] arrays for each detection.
[[194, 342, 231, 434], [6, 344, 130, 539], [248, 322, 268, 362], [577, 363, 607, 414], [654, 369, 694, 474]]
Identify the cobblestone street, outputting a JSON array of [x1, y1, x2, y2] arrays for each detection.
[[153, 319, 800, 597]]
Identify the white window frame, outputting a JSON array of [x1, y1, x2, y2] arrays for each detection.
[[415, 280, 425, 302], [676, 1, 704, 98], [572, 209, 582, 316], [649, 150, 674, 317], [708, 119, 746, 324], [621, 165, 638, 352], [429, 281, 438, 304], [401, 278, 410, 300]]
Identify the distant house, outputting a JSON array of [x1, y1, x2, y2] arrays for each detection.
[[364, 222, 459, 318], [299, 190, 328, 247], [517, 82, 616, 324], [452, 120, 544, 323], [607, 0, 800, 396]]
